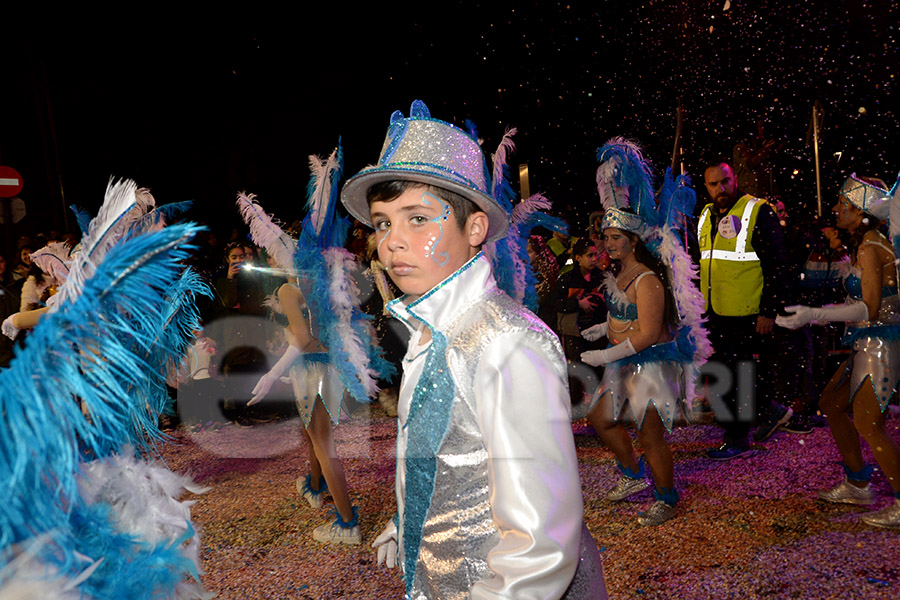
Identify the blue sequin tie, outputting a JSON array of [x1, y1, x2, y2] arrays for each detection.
[[402, 329, 456, 592]]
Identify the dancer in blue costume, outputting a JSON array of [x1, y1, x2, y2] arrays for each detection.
[[581, 138, 711, 527], [240, 143, 392, 545], [341, 100, 606, 600], [778, 173, 900, 529]]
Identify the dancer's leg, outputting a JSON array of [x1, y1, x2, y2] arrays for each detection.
[[300, 426, 324, 491], [634, 408, 673, 491], [305, 399, 353, 522], [587, 394, 638, 471], [852, 384, 900, 493], [819, 362, 865, 479]]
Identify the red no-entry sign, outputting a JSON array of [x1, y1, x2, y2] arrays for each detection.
[[0, 166, 23, 198]]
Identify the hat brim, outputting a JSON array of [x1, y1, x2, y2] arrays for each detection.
[[341, 167, 510, 244]]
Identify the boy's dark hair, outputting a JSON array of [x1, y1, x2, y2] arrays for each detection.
[[366, 180, 482, 231], [572, 237, 596, 258]]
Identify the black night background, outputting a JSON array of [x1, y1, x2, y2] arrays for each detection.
[[2, 2, 898, 250]]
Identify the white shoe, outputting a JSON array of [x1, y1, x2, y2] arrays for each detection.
[[296, 475, 327, 509], [312, 517, 362, 545], [637, 501, 677, 527]]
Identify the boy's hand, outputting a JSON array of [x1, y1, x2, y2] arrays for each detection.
[[373, 521, 399, 570]]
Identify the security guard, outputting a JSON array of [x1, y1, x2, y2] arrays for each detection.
[[699, 159, 795, 460]]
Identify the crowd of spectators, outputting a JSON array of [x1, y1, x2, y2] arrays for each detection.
[[0, 166, 871, 435]]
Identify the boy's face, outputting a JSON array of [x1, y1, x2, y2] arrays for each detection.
[[370, 186, 487, 299]]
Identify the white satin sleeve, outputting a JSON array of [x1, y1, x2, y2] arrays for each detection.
[[469, 329, 582, 600]]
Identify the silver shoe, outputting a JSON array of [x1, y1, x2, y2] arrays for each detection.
[[637, 501, 677, 526], [816, 478, 874, 505], [606, 476, 650, 501], [860, 499, 900, 530]]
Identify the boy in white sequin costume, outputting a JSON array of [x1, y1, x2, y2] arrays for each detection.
[[341, 100, 607, 599]]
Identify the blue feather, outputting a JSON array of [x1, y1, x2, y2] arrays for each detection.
[[0, 224, 206, 553], [70, 204, 93, 235], [596, 138, 660, 228], [658, 168, 696, 237]]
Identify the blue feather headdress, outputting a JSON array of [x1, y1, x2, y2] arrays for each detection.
[[295, 143, 394, 404], [484, 127, 567, 311]]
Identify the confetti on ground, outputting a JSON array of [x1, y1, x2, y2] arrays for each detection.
[[160, 404, 900, 599]]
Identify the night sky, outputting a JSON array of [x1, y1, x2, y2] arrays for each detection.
[[3, 2, 898, 245]]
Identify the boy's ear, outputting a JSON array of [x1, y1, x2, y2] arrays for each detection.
[[466, 211, 489, 247]]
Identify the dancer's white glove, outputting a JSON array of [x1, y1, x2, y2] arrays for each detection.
[[373, 520, 399, 570], [580, 322, 608, 341], [248, 345, 302, 405], [776, 302, 869, 330], [2, 314, 19, 340], [581, 338, 636, 367]]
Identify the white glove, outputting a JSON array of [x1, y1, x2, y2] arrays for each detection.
[[372, 520, 399, 570], [581, 338, 637, 367], [581, 322, 608, 341], [2, 314, 20, 340], [249, 345, 302, 405], [776, 302, 869, 330]]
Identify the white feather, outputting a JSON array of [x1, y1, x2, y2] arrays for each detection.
[[601, 270, 628, 307], [54, 179, 155, 309], [236, 192, 298, 274], [29, 242, 73, 287], [76, 446, 212, 600], [324, 248, 379, 398], [0, 536, 100, 600], [504, 193, 553, 303], [658, 227, 713, 410], [491, 127, 518, 193], [308, 149, 339, 237]]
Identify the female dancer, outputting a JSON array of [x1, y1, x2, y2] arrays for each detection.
[[249, 281, 360, 544], [778, 174, 900, 529], [582, 217, 685, 526], [581, 138, 710, 527], [240, 144, 390, 544]]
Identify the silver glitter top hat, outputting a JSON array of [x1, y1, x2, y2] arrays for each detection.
[[840, 173, 890, 221], [341, 100, 510, 243]]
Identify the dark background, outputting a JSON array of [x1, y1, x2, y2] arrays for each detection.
[[2, 1, 898, 256]]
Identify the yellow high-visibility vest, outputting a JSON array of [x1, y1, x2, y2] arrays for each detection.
[[697, 194, 767, 316]]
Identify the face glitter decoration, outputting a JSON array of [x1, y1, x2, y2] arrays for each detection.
[[370, 186, 480, 299], [421, 191, 451, 267]]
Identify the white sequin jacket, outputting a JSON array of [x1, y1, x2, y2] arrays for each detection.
[[387, 252, 605, 600]]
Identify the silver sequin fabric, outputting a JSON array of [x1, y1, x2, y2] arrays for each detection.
[[288, 360, 342, 428], [598, 354, 688, 432], [840, 294, 900, 411]]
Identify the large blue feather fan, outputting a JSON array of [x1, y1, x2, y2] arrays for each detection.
[[0, 206, 212, 597]]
